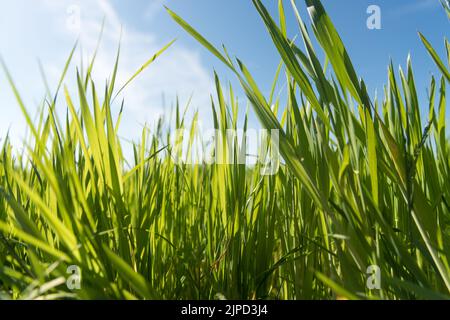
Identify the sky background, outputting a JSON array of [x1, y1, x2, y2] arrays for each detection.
[[0, 0, 448, 152]]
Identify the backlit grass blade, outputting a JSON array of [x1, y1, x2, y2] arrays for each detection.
[[304, 0, 363, 104], [251, 0, 330, 127], [114, 39, 176, 99], [165, 7, 233, 69], [419, 32, 450, 82]]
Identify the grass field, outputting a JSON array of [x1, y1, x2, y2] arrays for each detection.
[[0, 0, 449, 300]]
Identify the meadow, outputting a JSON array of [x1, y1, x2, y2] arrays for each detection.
[[0, 0, 449, 300]]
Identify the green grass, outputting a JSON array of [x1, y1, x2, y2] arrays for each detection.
[[0, 0, 449, 300]]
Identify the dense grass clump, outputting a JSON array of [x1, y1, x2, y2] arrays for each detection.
[[0, 0, 449, 299]]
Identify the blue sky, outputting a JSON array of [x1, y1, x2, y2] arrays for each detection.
[[0, 0, 448, 149]]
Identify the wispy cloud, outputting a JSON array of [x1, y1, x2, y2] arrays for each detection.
[[0, 0, 214, 149]]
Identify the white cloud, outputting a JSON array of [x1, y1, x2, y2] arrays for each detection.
[[0, 0, 214, 153]]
